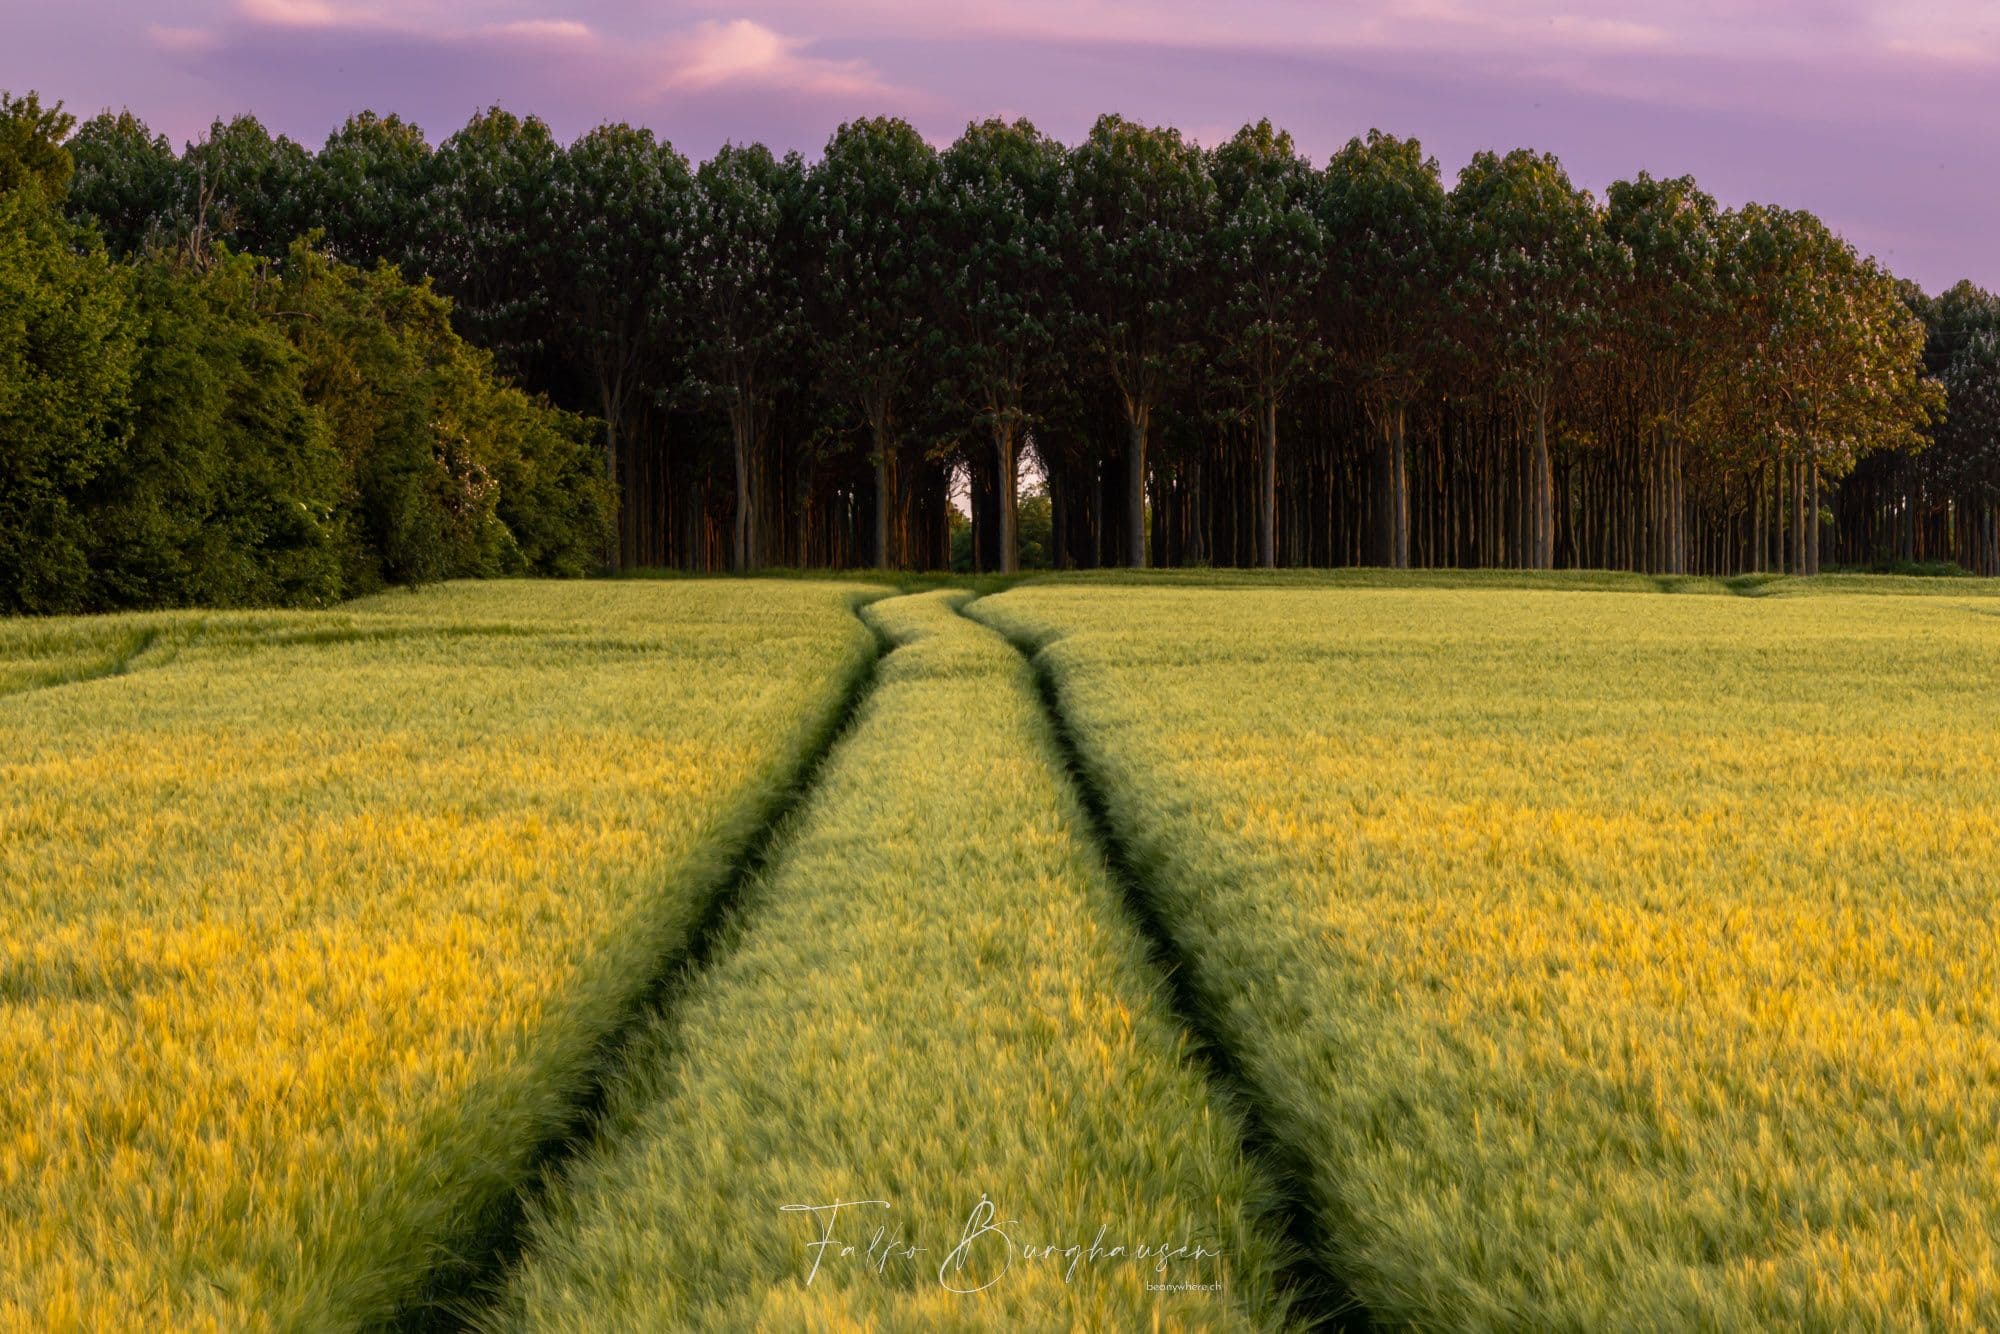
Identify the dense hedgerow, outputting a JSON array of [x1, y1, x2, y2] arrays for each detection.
[[0, 93, 610, 615]]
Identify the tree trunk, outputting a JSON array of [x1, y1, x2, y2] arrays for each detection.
[[1393, 404, 1411, 569], [1529, 402, 1554, 570], [1807, 463, 1821, 576], [1800, 456, 1816, 576], [600, 377, 624, 571], [730, 411, 756, 572], [1090, 464, 1105, 569], [994, 421, 1019, 575], [1050, 469, 1070, 571], [1126, 407, 1150, 569], [1371, 401, 1411, 569], [1257, 396, 1278, 569], [871, 415, 894, 571]]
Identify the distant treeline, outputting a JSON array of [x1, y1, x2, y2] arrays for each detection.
[[0, 93, 610, 614], [8, 91, 2000, 599]]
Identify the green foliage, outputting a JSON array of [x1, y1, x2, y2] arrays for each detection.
[[423, 107, 562, 377], [88, 254, 345, 607], [1723, 204, 1939, 476], [181, 114, 314, 260], [555, 122, 691, 455], [1936, 328, 2000, 496], [0, 191, 134, 612], [932, 118, 1067, 434], [1449, 148, 1603, 410], [306, 111, 433, 272], [1319, 130, 1446, 407], [0, 152, 608, 612], [1601, 172, 1724, 416], [1208, 119, 1324, 403], [687, 142, 803, 411], [65, 110, 182, 256], [804, 117, 937, 421], [11, 90, 1975, 581], [1065, 114, 1213, 413], [0, 90, 75, 201], [271, 242, 609, 589]]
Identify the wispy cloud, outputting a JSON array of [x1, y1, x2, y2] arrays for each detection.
[[236, 0, 347, 29], [147, 24, 223, 55], [658, 18, 888, 95], [488, 19, 595, 43]]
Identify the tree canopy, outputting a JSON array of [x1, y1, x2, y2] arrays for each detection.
[[3, 88, 1984, 599]]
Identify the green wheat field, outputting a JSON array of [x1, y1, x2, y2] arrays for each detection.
[[6, 572, 2000, 1331]]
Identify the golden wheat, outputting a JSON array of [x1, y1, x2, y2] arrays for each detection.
[[488, 590, 1286, 1332], [974, 580, 2000, 1330], [0, 579, 874, 1331]]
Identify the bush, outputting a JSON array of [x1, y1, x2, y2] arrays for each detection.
[[0, 190, 135, 613], [0, 194, 611, 612]]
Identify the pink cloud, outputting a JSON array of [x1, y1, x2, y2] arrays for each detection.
[[148, 24, 222, 55], [487, 19, 595, 43], [658, 18, 888, 96], [237, 0, 345, 28]]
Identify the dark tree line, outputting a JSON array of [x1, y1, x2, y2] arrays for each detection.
[[19, 89, 2000, 583]]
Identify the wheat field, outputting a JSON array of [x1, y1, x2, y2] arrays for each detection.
[[972, 581, 2000, 1329], [0, 580, 874, 1331], [488, 590, 1286, 1331], [9, 573, 2000, 1330]]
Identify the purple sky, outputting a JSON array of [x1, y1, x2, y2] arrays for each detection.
[[8, 1, 1996, 292]]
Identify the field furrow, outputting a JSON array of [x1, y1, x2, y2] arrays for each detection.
[[485, 590, 1288, 1332]]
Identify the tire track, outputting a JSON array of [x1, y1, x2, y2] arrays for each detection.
[[394, 596, 895, 1330], [963, 597, 1375, 1333]]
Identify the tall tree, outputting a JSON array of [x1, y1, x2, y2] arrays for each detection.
[[688, 142, 804, 570], [423, 107, 561, 382], [65, 110, 182, 256], [1601, 173, 1725, 573], [803, 117, 937, 569], [1936, 327, 2000, 572], [1321, 130, 1445, 569], [1208, 120, 1322, 568], [1451, 149, 1602, 569], [95, 253, 343, 608], [180, 115, 312, 259], [553, 122, 691, 567], [1726, 204, 1938, 572], [1067, 114, 1212, 567], [934, 118, 1066, 574], [306, 111, 433, 273]]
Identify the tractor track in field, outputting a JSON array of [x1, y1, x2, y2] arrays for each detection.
[[394, 595, 896, 1332], [963, 598, 1375, 1334]]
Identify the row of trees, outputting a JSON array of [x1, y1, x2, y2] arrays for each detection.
[[22, 91, 2000, 582], [0, 92, 610, 614]]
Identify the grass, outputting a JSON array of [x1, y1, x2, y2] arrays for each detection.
[[628, 563, 2000, 603], [485, 590, 1287, 1331], [971, 582, 2000, 1330], [0, 579, 877, 1332]]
